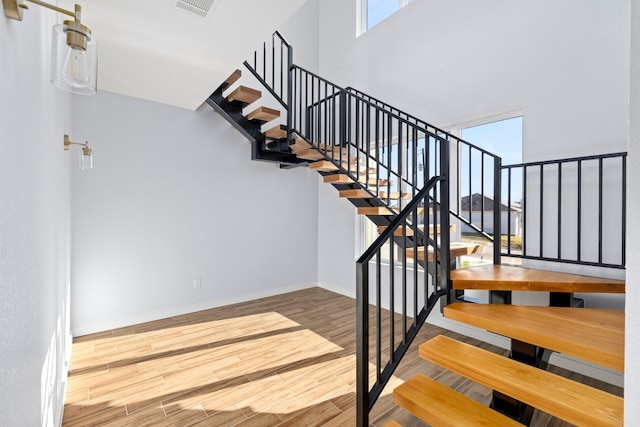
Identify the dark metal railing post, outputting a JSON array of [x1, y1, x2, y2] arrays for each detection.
[[286, 44, 294, 146], [356, 262, 369, 427], [439, 140, 452, 304], [493, 156, 502, 265], [339, 90, 347, 147]]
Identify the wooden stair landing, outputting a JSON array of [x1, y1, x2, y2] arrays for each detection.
[[419, 335, 623, 427], [444, 302, 624, 371], [450, 264, 625, 294]]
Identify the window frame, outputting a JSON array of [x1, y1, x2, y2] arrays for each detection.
[[357, 0, 414, 36]]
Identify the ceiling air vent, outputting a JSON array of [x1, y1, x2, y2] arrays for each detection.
[[175, 0, 215, 18]]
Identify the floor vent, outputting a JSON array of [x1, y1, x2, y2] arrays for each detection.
[[175, 0, 215, 18]]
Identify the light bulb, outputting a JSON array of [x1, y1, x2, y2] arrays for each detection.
[[62, 47, 91, 88]]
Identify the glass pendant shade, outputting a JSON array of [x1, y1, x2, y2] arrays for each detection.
[[80, 146, 94, 170], [51, 21, 97, 95]]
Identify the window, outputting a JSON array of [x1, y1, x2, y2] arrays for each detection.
[[461, 116, 523, 167], [359, 0, 414, 34], [460, 115, 523, 203], [459, 115, 524, 261]]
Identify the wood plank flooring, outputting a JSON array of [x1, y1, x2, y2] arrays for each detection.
[[63, 287, 622, 427]]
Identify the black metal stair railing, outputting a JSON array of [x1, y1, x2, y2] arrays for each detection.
[[243, 31, 291, 110], [356, 173, 450, 427], [502, 152, 627, 269], [290, 65, 444, 209], [285, 65, 453, 426], [347, 87, 503, 264]]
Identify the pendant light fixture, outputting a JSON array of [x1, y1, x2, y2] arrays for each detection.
[[3, 0, 97, 95], [64, 134, 93, 170]]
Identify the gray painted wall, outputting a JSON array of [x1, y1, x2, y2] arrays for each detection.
[[0, 8, 72, 427], [70, 91, 320, 335]]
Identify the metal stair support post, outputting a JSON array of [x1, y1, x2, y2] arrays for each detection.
[[490, 155, 511, 304], [286, 41, 294, 148]]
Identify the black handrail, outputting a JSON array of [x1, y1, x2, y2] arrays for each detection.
[[244, 31, 291, 109], [356, 173, 450, 426], [347, 87, 503, 264], [501, 152, 627, 268]]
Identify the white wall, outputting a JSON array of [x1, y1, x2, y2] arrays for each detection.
[[626, 0, 640, 422], [279, 0, 319, 73], [70, 91, 319, 335], [319, 0, 629, 160], [0, 8, 72, 427], [313, 0, 630, 292]]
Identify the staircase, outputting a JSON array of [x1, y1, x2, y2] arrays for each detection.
[[392, 269, 625, 426], [206, 33, 626, 427]]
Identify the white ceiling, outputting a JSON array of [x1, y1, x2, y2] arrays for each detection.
[[58, 0, 308, 110]]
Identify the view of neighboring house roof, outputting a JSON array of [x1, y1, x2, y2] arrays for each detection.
[[460, 193, 521, 212]]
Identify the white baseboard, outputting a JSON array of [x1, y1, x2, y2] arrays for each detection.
[[317, 281, 355, 299], [72, 282, 318, 337]]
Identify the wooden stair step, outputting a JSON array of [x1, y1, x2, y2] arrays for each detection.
[[225, 85, 261, 106], [379, 191, 411, 200], [450, 264, 625, 294], [224, 69, 242, 87], [383, 422, 402, 427], [297, 148, 325, 161], [323, 174, 354, 184], [394, 374, 522, 427], [377, 223, 457, 237], [314, 143, 349, 155], [264, 125, 287, 139], [246, 106, 280, 123], [343, 164, 376, 174], [366, 179, 392, 187], [309, 160, 338, 172], [357, 206, 394, 216], [290, 139, 313, 154], [420, 335, 623, 427], [339, 189, 372, 199], [444, 302, 624, 371], [364, 178, 391, 186], [406, 243, 482, 261]]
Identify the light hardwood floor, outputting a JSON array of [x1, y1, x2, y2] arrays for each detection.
[[63, 287, 622, 426]]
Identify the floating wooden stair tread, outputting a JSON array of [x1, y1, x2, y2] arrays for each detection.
[[289, 139, 312, 154], [379, 191, 411, 200], [394, 374, 522, 427], [309, 160, 338, 172], [378, 224, 457, 236], [420, 335, 623, 427], [344, 164, 376, 174], [366, 178, 392, 187], [357, 206, 394, 216], [224, 69, 241, 87], [406, 243, 482, 261], [450, 264, 625, 294], [444, 302, 624, 371], [339, 189, 372, 198], [323, 174, 354, 184], [297, 148, 325, 161], [264, 125, 287, 139], [314, 143, 349, 155], [225, 85, 261, 105], [384, 422, 402, 427], [245, 106, 280, 123]]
